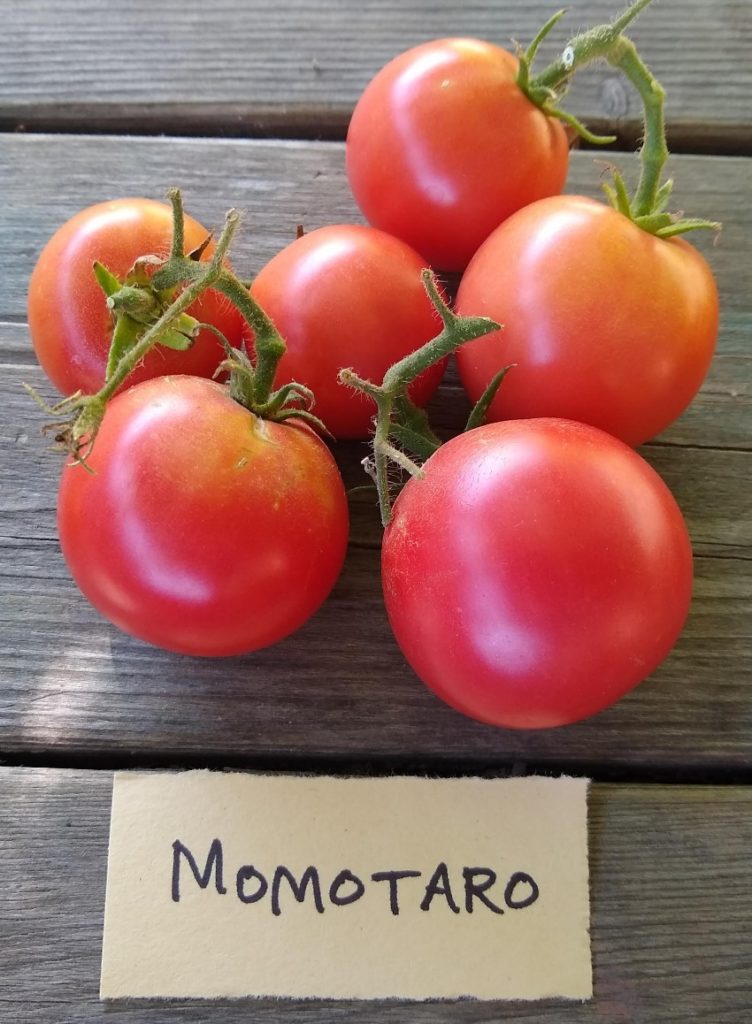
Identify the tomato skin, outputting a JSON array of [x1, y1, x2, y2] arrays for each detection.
[[28, 199, 244, 395], [382, 419, 693, 729], [57, 376, 349, 656], [249, 224, 446, 438], [455, 196, 719, 446], [346, 39, 569, 271]]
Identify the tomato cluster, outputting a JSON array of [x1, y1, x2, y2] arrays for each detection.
[[27, 4, 719, 730]]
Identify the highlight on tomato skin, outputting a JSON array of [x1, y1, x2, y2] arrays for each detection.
[[249, 224, 447, 439], [381, 418, 694, 730], [346, 38, 569, 272], [455, 195, 720, 447], [27, 198, 244, 396], [56, 375, 350, 658]]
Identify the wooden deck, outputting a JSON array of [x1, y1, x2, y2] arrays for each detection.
[[1, 0, 750, 1019]]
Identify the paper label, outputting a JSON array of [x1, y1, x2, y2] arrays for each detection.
[[100, 771, 591, 1001]]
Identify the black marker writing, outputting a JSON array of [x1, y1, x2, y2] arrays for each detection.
[[463, 867, 504, 914], [370, 870, 422, 915], [329, 869, 366, 907], [504, 871, 540, 909], [170, 842, 540, 916], [172, 838, 227, 903], [420, 861, 460, 914], [236, 865, 268, 905], [271, 866, 325, 916]]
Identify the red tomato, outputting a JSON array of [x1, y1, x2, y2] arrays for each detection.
[[28, 198, 244, 395], [346, 39, 569, 271], [250, 225, 446, 439], [456, 196, 719, 446], [382, 419, 693, 729], [57, 376, 349, 656]]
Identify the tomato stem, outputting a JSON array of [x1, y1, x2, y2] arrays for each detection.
[[98, 211, 238, 404], [607, 36, 667, 218], [44, 190, 329, 462], [213, 272, 286, 406], [521, 0, 653, 145], [340, 270, 499, 526], [530, 0, 654, 95], [167, 187, 185, 260], [602, 38, 719, 234], [524, 0, 719, 235]]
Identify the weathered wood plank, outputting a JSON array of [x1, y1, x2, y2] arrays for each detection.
[[2, 137, 746, 315], [1, 136, 749, 450], [1, 768, 751, 1022], [1, 365, 750, 769], [1, 138, 749, 769], [0, 546, 748, 770], [15, 364, 752, 557], [1, 0, 749, 147]]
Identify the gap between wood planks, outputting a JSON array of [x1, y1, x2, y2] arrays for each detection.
[[0, 108, 749, 157], [1, 748, 751, 785]]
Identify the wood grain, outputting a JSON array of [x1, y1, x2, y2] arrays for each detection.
[[1, 767, 751, 1022], [1, 0, 750, 148], [1, 364, 750, 770], [0, 131, 750, 771], [1, 135, 750, 450], [1, 2, 749, 1016]]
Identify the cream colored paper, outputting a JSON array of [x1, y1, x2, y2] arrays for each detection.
[[100, 771, 591, 1001]]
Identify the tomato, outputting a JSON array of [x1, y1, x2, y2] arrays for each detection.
[[57, 376, 349, 656], [249, 225, 446, 439], [455, 196, 719, 446], [346, 39, 569, 271], [382, 419, 693, 729], [28, 198, 244, 396]]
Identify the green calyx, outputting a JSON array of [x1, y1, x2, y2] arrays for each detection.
[[217, 343, 328, 436], [517, 0, 719, 238], [39, 188, 325, 463], [92, 258, 203, 380]]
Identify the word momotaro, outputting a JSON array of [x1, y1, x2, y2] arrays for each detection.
[[171, 839, 540, 915]]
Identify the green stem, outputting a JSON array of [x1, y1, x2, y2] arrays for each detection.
[[340, 270, 499, 526], [527, 0, 717, 234], [608, 36, 667, 217], [167, 187, 185, 260], [213, 272, 286, 406], [97, 212, 239, 403], [372, 394, 402, 521], [154, 257, 288, 405], [382, 272, 487, 392], [609, 0, 656, 35], [46, 190, 329, 461], [531, 0, 654, 94]]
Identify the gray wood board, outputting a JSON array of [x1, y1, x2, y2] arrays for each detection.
[[1, 767, 751, 1022], [1, 135, 749, 451], [0, 0, 750, 146], [0, 132, 750, 770], [1, 361, 750, 769]]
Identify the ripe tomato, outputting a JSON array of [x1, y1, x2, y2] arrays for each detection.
[[455, 196, 719, 446], [346, 39, 569, 271], [249, 225, 446, 439], [57, 376, 349, 656], [28, 198, 244, 396], [382, 419, 693, 729]]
